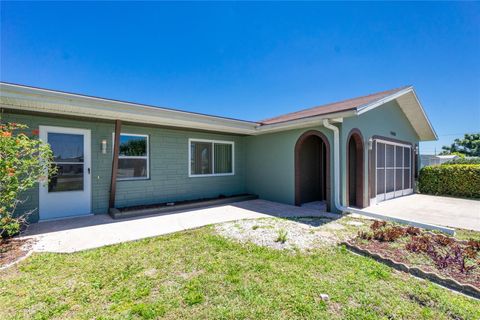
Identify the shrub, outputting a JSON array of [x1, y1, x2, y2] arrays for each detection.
[[0, 122, 56, 238], [443, 157, 480, 165], [370, 220, 387, 230], [359, 221, 409, 242], [418, 164, 480, 198]]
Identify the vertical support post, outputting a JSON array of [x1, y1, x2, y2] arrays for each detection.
[[109, 120, 122, 209]]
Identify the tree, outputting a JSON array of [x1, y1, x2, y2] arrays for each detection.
[[0, 122, 56, 238], [440, 133, 480, 157]]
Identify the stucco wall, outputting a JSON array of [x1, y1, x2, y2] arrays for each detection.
[[340, 100, 420, 206], [244, 126, 335, 208], [3, 111, 246, 222]]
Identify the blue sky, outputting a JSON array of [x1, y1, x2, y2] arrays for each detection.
[[1, 2, 479, 154]]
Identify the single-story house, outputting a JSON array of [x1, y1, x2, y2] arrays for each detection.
[[0, 83, 437, 223], [420, 154, 458, 168]]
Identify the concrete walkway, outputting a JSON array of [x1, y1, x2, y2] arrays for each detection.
[[363, 194, 480, 231], [21, 199, 339, 253]]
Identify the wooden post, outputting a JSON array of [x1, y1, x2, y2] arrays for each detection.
[[109, 120, 122, 209]]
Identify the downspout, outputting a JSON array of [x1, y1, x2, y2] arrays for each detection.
[[322, 119, 342, 211], [322, 119, 454, 235]]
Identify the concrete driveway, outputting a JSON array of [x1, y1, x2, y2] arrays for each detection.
[[363, 194, 480, 231], [21, 200, 339, 253]]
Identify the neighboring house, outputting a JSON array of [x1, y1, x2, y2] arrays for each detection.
[[420, 154, 459, 168], [0, 83, 437, 223]]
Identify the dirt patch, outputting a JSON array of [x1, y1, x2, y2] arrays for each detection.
[[215, 217, 362, 252], [0, 238, 33, 268]]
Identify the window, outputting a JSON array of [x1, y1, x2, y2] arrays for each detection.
[[189, 139, 234, 177], [113, 133, 149, 180]]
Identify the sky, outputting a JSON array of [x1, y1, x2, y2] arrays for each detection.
[[1, 2, 479, 154]]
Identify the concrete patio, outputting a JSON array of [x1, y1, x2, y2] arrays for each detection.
[[363, 194, 480, 231], [21, 199, 340, 253]]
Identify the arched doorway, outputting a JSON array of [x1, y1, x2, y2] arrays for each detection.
[[347, 129, 365, 208], [295, 130, 330, 211]]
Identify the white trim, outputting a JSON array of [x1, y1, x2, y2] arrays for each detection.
[[356, 87, 437, 141], [357, 86, 414, 114], [112, 133, 150, 181], [0, 82, 436, 140], [188, 138, 235, 177], [374, 138, 411, 148]]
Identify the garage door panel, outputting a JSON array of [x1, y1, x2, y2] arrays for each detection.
[[386, 169, 395, 193], [375, 139, 413, 203], [377, 168, 385, 195]]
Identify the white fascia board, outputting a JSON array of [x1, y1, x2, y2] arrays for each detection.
[[0, 83, 258, 135], [0, 82, 357, 136], [252, 110, 354, 135], [356, 86, 437, 141], [409, 88, 438, 140], [356, 86, 414, 114]]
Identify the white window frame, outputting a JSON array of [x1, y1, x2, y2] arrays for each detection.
[[112, 133, 150, 181], [188, 138, 235, 177]]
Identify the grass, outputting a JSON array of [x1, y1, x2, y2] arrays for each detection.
[[275, 228, 288, 243], [1, 226, 479, 319]]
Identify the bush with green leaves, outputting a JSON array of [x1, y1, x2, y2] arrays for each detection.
[[0, 122, 56, 238], [418, 164, 480, 198], [443, 157, 480, 165]]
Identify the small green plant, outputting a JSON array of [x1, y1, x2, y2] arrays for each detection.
[[275, 228, 288, 243]]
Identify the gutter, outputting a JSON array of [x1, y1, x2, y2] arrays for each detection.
[[321, 119, 454, 235]]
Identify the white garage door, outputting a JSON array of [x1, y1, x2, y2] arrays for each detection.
[[375, 139, 413, 203]]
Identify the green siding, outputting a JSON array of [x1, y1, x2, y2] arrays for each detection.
[[2, 112, 246, 222], [340, 100, 420, 206], [245, 127, 335, 207]]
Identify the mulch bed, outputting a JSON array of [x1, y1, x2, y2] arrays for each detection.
[[118, 193, 250, 212], [0, 238, 33, 268], [353, 240, 480, 289], [350, 222, 480, 290]]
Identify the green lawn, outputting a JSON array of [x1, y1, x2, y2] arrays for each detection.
[[1, 226, 479, 320]]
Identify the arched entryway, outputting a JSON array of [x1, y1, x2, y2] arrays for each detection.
[[346, 129, 365, 208], [295, 130, 330, 211]]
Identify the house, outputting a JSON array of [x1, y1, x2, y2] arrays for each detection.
[[420, 154, 459, 168], [0, 83, 437, 223]]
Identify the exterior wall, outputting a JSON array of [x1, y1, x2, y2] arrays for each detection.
[[340, 100, 420, 207], [3, 111, 246, 222], [3, 98, 421, 223], [245, 126, 335, 209]]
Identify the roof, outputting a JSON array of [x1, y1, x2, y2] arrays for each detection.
[[260, 86, 409, 125], [0, 82, 437, 140]]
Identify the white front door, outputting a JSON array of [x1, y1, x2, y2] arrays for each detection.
[[39, 126, 92, 220]]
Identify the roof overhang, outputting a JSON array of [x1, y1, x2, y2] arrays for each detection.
[[356, 86, 438, 141], [0, 83, 437, 140], [0, 83, 258, 135], [0, 82, 351, 135]]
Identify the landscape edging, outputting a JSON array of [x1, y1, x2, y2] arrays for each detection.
[[341, 241, 480, 300]]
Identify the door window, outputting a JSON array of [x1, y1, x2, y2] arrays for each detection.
[[48, 133, 84, 192]]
